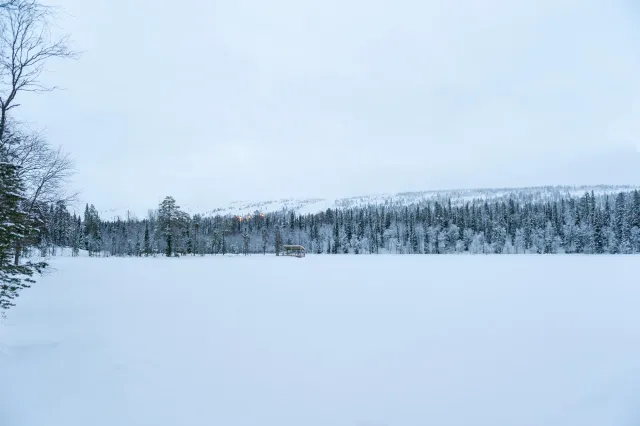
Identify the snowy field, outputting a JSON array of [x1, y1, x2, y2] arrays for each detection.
[[2, 254, 640, 426]]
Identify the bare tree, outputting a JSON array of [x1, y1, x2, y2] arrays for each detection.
[[5, 127, 75, 264], [0, 0, 76, 144], [9, 130, 75, 206]]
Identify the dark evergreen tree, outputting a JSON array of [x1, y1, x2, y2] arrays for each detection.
[[143, 223, 151, 256], [0, 162, 47, 312], [157, 196, 188, 257], [261, 227, 268, 255], [243, 228, 250, 256], [333, 219, 340, 254], [166, 234, 172, 257], [274, 225, 282, 256]]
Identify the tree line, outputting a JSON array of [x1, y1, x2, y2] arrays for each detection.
[[33, 189, 640, 258]]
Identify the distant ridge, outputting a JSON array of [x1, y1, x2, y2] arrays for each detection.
[[188, 184, 640, 217], [99, 184, 640, 221]]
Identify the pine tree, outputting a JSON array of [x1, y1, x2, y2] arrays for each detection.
[[274, 225, 282, 256], [410, 217, 419, 253], [261, 227, 268, 254], [143, 223, 151, 256], [243, 228, 250, 255], [220, 229, 228, 255], [614, 192, 626, 241], [186, 230, 193, 255], [166, 234, 172, 257], [193, 215, 201, 256], [157, 196, 188, 257], [0, 161, 47, 312], [83, 204, 102, 256], [70, 215, 81, 256], [632, 190, 640, 228], [333, 219, 340, 254], [614, 192, 631, 253], [543, 221, 555, 254]]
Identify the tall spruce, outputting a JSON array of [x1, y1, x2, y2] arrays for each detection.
[[274, 225, 282, 256], [157, 196, 188, 257], [143, 223, 151, 256], [0, 161, 46, 312]]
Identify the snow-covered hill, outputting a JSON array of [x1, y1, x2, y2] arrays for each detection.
[[98, 185, 640, 221], [186, 185, 640, 217]]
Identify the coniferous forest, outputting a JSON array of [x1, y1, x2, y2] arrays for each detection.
[[33, 189, 640, 258]]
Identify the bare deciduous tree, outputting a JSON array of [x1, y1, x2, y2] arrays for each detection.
[[5, 126, 76, 264], [9, 130, 75, 205], [0, 0, 76, 143]]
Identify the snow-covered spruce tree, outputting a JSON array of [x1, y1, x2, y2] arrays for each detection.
[[0, 161, 46, 312], [332, 218, 340, 254], [261, 227, 268, 254], [69, 215, 81, 256], [156, 196, 189, 257], [192, 214, 201, 256], [243, 228, 250, 255], [143, 223, 151, 256], [83, 204, 102, 256], [274, 225, 282, 256]]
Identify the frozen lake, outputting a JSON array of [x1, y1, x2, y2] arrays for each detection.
[[1, 254, 639, 426]]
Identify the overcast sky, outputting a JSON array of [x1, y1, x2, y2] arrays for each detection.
[[18, 0, 640, 215]]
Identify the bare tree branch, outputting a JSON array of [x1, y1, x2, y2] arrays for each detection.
[[0, 0, 78, 144], [0, 1, 17, 10], [6, 129, 75, 207]]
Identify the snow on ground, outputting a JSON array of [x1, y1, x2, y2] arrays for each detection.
[[1, 255, 640, 426]]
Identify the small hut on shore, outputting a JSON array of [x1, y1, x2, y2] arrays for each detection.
[[282, 245, 305, 258]]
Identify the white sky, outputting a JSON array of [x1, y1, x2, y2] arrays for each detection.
[[17, 0, 640, 216]]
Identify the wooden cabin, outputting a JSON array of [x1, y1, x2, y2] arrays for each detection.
[[282, 244, 306, 257]]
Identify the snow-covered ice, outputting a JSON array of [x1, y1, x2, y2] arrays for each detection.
[[2, 254, 640, 426]]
